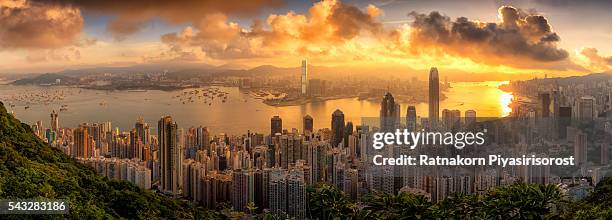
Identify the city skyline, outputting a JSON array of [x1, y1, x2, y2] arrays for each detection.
[[17, 66, 612, 219], [0, 0, 611, 80]]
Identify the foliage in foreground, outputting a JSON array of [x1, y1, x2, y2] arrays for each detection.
[[0, 102, 200, 219]]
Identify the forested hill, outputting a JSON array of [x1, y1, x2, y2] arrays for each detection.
[[0, 102, 202, 219]]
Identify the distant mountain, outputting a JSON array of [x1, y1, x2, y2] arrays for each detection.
[[0, 102, 219, 219], [56, 62, 219, 76], [513, 72, 612, 86], [12, 73, 78, 85]]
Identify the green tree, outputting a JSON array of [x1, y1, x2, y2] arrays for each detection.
[[362, 191, 434, 219], [307, 184, 356, 219]]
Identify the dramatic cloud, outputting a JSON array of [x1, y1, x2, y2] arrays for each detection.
[[33, 0, 284, 39], [581, 47, 612, 71], [404, 6, 573, 69], [0, 0, 84, 50], [161, 0, 384, 60]]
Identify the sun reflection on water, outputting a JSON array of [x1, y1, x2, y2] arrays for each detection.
[[497, 81, 513, 117]]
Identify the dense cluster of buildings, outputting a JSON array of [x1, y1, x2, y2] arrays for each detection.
[[29, 67, 612, 218]]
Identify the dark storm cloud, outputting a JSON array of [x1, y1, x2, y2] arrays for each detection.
[[31, 0, 285, 39], [407, 6, 572, 68], [328, 1, 383, 41]]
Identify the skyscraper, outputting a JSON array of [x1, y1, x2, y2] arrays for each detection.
[[574, 131, 587, 168], [232, 169, 255, 212], [579, 96, 595, 121], [558, 107, 571, 139], [50, 110, 59, 132], [303, 115, 313, 133], [465, 110, 476, 126], [287, 169, 306, 219], [429, 67, 439, 129], [331, 109, 345, 148], [442, 109, 461, 131], [301, 59, 308, 96], [72, 126, 91, 158], [406, 106, 417, 132], [538, 93, 551, 118], [380, 92, 399, 132], [271, 116, 283, 136], [135, 117, 149, 146], [158, 116, 182, 195]]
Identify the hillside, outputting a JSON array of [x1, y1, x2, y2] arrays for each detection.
[[0, 102, 208, 219]]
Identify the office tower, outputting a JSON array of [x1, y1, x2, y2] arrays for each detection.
[[331, 109, 345, 148], [344, 121, 353, 150], [579, 96, 595, 121], [538, 93, 551, 118], [442, 109, 461, 131], [574, 131, 587, 167], [271, 116, 282, 136], [129, 128, 143, 159], [558, 107, 572, 139], [380, 92, 399, 132], [196, 126, 210, 152], [303, 115, 313, 133], [287, 169, 306, 219], [465, 110, 476, 126], [50, 110, 59, 132], [158, 116, 182, 195], [135, 117, 150, 146], [72, 126, 91, 158], [429, 67, 439, 129], [232, 169, 255, 212], [301, 59, 308, 96], [406, 106, 417, 132], [308, 79, 326, 97]]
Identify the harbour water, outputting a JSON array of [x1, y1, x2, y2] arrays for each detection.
[[0, 81, 512, 135]]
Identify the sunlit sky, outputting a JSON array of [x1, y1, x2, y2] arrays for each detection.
[[0, 0, 611, 78]]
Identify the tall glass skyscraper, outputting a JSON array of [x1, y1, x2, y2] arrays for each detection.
[[429, 67, 439, 129], [380, 92, 399, 132], [331, 109, 345, 148], [271, 116, 283, 136], [301, 59, 308, 96]]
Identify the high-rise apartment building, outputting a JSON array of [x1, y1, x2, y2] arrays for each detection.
[[72, 126, 91, 158], [158, 116, 182, 196]]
